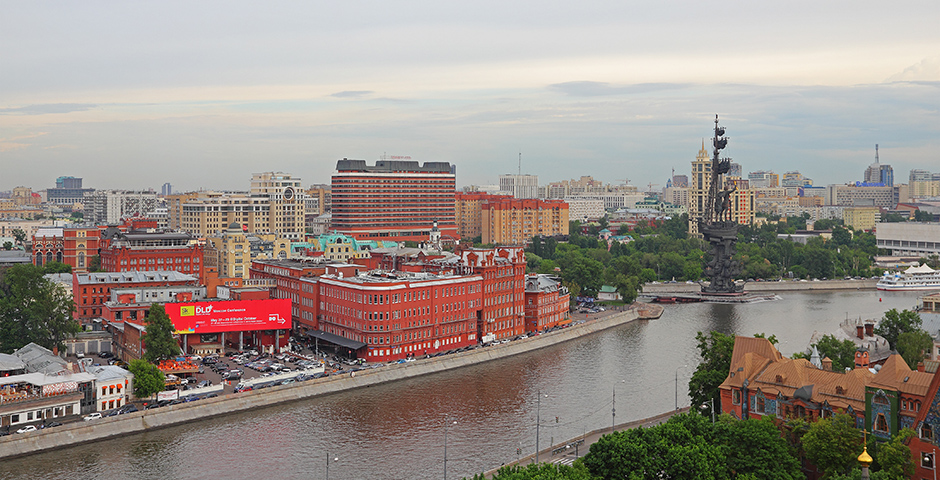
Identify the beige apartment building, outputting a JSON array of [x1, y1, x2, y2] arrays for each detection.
[[206, 222, 291, 279], [482, 198, 568, 245], [455, 192, 511, 240], [843, 206, 881, 231], [168, 172, 306, 240]]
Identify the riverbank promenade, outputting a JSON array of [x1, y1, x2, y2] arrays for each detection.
[[483, 407, 692, 478]]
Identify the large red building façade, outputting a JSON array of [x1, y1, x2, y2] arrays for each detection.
[[248, 245, 534, 361], [330, 159, 458, 242]]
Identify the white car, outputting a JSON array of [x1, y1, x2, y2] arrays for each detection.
[[84, 413, 102, 421], [16, 425, 37, 434]]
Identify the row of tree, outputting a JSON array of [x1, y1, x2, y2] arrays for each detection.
[[470, 411, 912, 479], [523, 214, 896, 303]]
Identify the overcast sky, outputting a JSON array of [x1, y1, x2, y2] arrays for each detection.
[[2, 1, 938, 193]]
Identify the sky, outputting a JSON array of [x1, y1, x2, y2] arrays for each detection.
[[2, 1, 939, 193]]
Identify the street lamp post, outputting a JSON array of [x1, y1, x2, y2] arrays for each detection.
[[444, 416, 457, 480], [535, 390, 547, 464], [675, 364, 687, 411], [326, 451, 338, 480]]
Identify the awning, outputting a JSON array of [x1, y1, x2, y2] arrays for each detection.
[[305, 330, 367, 350]]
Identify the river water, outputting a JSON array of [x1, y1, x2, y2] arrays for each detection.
[[0, 290, 924, 480]]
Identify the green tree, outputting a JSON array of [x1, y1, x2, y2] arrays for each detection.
[[560, 256, 604, 297], [712, 415, 802, 480], [831, 226, 853, 247], [802, 413, 864, 478], [142, 304, 181, 362], [526, 252, 542, 272], [876, 428, 915, 479], [897, 330, 933, 369], [89, 254, 102, 272], [582, 413, 727, 479], [42, 261, 72, 274], [537, 259, 559, 275], [0, 264, 81, 353], [875, 308, 922, 350], [11, 228, 26, 245], [688, 331, 736, 415], [613, 274, 640, 304], [814, 334, 858, 372], [128, 359, 165, 399], [2, 241, 11, 250], [484, 462, 592, 480], [914, 209, 933, 222]]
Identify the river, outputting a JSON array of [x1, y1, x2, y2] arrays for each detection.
[[0, 290, 925, 480]]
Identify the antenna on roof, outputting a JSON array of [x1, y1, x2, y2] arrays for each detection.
[[875, 144, 879, 164], [518, 151, 522, 175]]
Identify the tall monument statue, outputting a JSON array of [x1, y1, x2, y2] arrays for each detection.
[[699, 115, 744, 294]]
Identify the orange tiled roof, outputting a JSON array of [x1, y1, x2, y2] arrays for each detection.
[[869, 354, 933, 396]]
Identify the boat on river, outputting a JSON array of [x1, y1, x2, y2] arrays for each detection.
[[877, 264, 940, 291]]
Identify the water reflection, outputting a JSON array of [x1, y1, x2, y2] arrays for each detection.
[[0, 290, 923, 480]]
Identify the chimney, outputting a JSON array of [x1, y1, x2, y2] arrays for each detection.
[[857, 325, 864, 339], [918, 362, 926, 372], [865, 323, 874, 337], [821, 357, 833, 371]]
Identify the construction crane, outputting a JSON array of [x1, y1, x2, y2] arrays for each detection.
[[646, 182, 659, 193], [615, 178, 631, 186]]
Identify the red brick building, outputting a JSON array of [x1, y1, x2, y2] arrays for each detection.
[[523, 274, 571, 333], [249, 259, 362, 334], [331, 159, 458, 242], [32, 226, 105, 271], [72, 271, 199, 324], [318, 270, 482, 361], [99, 227, 204, 278]]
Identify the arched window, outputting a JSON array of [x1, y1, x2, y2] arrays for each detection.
[[56, 251, 62, 263], [46, 252, 53, 264], [78, 252, 85, 268], [36, 253, 43, 266]]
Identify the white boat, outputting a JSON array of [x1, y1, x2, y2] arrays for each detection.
[[876, 264, 940, 291]]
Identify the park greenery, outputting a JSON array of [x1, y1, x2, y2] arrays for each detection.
[[468, 411, 914, 480], [524, 214, 891, 305], [0, 263, 81, 353]]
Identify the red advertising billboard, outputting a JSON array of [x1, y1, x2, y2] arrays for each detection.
[[166, 299, 292, 334]]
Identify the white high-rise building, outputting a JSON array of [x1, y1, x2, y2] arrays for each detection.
[[499, 174, 539, 199]]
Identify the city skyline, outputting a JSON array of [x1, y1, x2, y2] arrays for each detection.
[[2, 1, 939, 192]]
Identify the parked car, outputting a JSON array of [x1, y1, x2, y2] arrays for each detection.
[[84, 413, 102, 421], [16, 425, 38, 434], [98, 351, 113, 359]]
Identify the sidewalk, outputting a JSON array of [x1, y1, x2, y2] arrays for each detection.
[[483, 407, 691, 477]]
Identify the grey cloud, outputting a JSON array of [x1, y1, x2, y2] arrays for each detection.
[[330, 91, 373, 98], [548, 81, 691, 97], [0, 103, 96, 115]]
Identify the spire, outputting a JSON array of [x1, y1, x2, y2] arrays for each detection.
[[810, 345, 822, 368]]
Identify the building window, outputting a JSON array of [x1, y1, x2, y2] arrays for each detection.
[[756, 395, 765, 414], [732, 390, 740, 405], [875, 413, 889, 433], [923, 452, 935, 470], [922, 423, 934, 441]]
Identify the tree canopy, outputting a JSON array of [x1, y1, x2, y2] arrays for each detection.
[[813, 334, 858, 372], [875, 308, 922, 351], [128, 359, 165, 399], [688, 331, 736, 414], [801, 413, 864, 478], [0, 263, 81, 353], [142, 304, 181, 362]]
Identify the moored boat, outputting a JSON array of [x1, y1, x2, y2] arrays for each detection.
[[876, 264, 940, 291]]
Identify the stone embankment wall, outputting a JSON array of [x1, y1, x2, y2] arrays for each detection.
[[0, 309, 640, 460], [642, 279, 877, 294]]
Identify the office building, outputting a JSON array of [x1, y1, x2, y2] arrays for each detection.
[[331, 159, 457, 242], [83, 190, 160, 225]]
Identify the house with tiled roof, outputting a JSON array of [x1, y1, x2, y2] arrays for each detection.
[[865, 354, 933, 441]]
